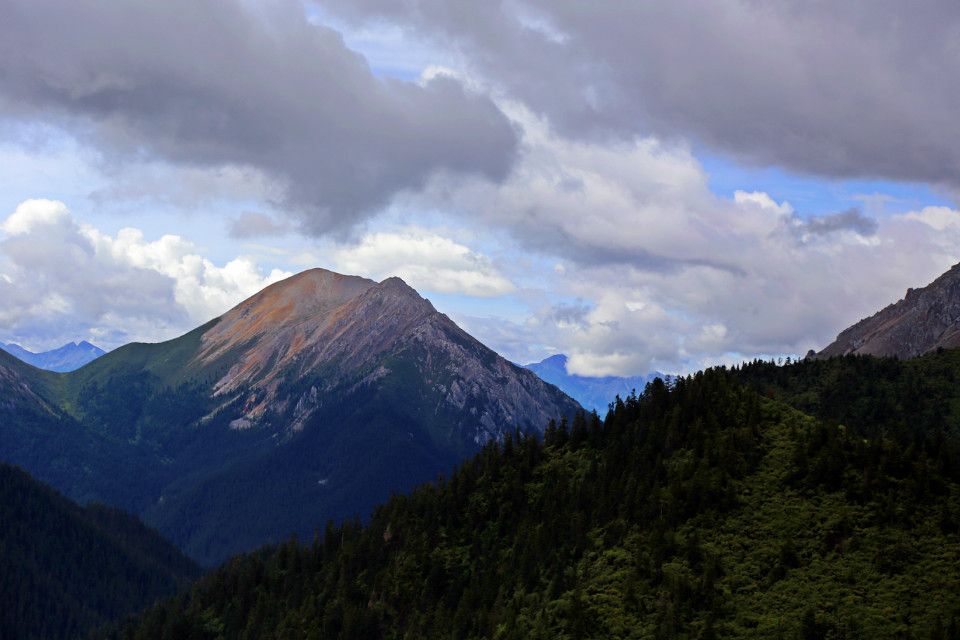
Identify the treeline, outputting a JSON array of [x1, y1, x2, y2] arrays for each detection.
[[0, 463, 199, 640], [109, 365, 960, 639]]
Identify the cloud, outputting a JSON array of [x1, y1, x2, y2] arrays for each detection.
[[904, 206, 960, 231], [228, 212, 293, 239], [0, 0, 517, 234], [787, 207, 878, 242], [1, 199, 70, 235], [406, 104, 727, 272], [733, 191, 793, 216], [3, 1, 958, 377], [332, 227, 514, 297], [395, 107, 958, 375], [324, 0, 960, 188], [0, 199, 290, 349]]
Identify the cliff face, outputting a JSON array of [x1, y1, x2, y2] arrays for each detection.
[[818, 263, 960, 359]]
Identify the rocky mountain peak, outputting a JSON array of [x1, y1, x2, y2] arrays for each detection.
[[192, 268, 578, 435], [197, 269, 375, 363], [0, 267, 580, 565], [817, 261, 960, 359]]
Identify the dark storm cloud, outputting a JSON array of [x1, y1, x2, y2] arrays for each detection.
[[550, 301, 592, 329], [324, 0, 960, 187], [792, 208, 878, 239], [0, 0, 517, 233]]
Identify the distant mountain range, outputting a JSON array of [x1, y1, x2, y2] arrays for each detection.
[[0, 269, 578, 565], [0, 340, 104, 372], [817, 262, 960, 359], [0, 462, 198, 639], [524, 354, 668, 413]]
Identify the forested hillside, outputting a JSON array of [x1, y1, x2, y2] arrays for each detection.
[[0, 463, 199, 640], [0, 271, 578, 566], [111, 365, 960, 639]]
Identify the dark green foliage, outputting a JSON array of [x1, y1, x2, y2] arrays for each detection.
[[0, 316, 575, 566], [736, 350, 960, 444], [113, 365, 960, 639], [0, 463, 199, 640]]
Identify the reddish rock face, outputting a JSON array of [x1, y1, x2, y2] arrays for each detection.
[[193, 268, 580, 437], [817, 262, 960, 359]]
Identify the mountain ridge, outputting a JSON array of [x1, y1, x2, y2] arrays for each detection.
[[818, 262, 960, 359], [0, 268, 580, 564], [0, 340, 105, 372]]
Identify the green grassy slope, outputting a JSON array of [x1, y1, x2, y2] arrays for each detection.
[[0, 322, 227, 513]]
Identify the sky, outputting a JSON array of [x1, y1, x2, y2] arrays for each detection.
[[1, 0, 960, 376]]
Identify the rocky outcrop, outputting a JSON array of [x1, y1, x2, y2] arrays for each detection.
[[818, 262, 960, 359]]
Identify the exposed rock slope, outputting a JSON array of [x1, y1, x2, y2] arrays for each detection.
[[818, 262, 960, 359], [197, 269, 577, 439]]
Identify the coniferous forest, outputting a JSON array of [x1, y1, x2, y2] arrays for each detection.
[[107, 354, 960, 640], [0, 463, 199, 640]]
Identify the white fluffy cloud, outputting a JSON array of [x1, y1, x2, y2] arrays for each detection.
[[413, 107, 959, 376], [1, 199, 71, 235], [904, 206, 960, 231], [332, 228, 514, 297], [0, 199, 290, 349]]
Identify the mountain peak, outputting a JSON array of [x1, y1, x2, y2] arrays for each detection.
[[524, 353, 669, 412], [1, 267, 579, 564], [197, 269, 445, 418], [818, 261, 960, 359], [194, 267, 577, 433], [378, 275, 413, 290], [0, 340, 104, 372]]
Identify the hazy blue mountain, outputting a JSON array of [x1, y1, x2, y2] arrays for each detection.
[[0, 269, 579, 566], [0, 340, 105, 372], [525, 354, 669, 413]]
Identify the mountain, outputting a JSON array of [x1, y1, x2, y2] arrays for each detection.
[[0, 268, 579, 565], [0, 462, 198, 639], [0, 340, 105, 372], [817, 261, 960, 359], [112, 358, 960, 639], [524, 353, 668, 412]]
